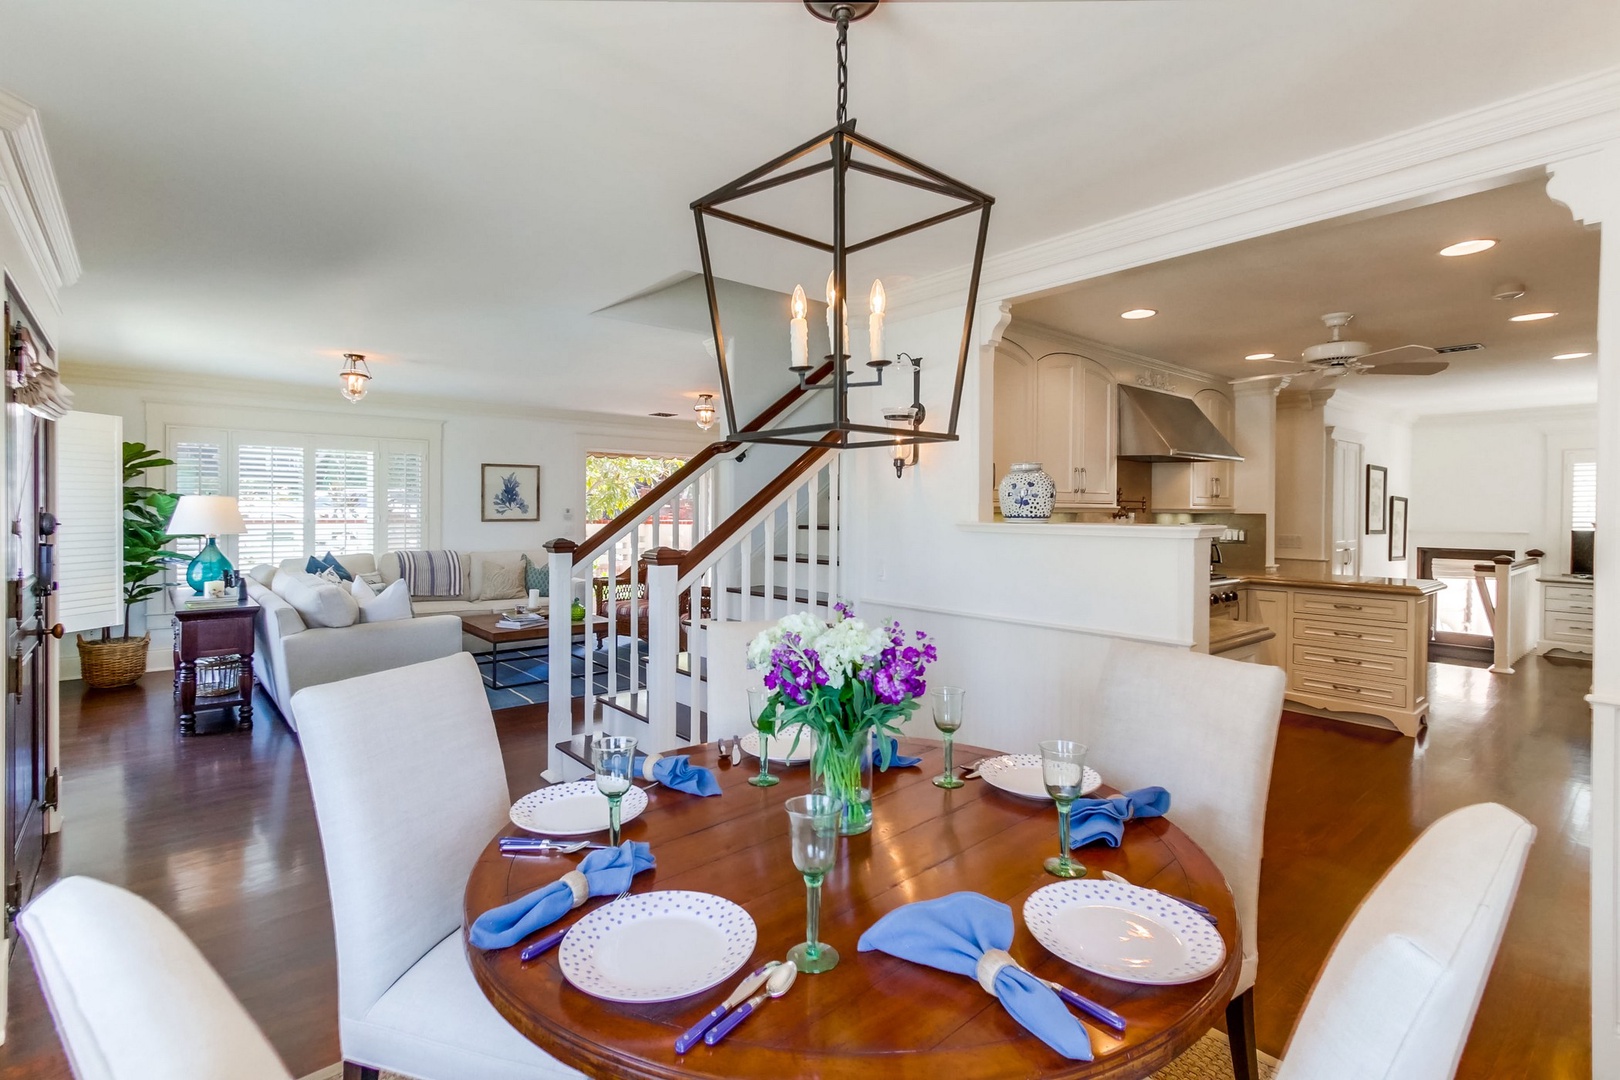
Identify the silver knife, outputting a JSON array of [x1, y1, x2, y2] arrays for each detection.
[[674, 961, 780, 1053]]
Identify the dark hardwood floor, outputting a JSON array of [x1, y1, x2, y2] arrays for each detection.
[[0, 655, 1592, 1078]]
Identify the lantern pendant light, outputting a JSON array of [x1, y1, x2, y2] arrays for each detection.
[[339, 353, 372, 403], [691, 0, 993, 449]]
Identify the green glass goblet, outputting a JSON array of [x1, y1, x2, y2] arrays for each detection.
[[745, 687, 780, 788], [593, 734, 637, 846], [785, 793, 842, 974], [930, 686, 966, 789], [1040, 739, 1089, 879]]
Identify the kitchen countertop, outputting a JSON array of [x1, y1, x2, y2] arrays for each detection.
[[1539, 574, 1595, 586], [1228, 567, 1445, 596], [1210, 618, 1275, 655]]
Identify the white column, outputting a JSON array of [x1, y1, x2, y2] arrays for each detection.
[[1547, 145, 1620, 1075], [1233, 380, 1281, 570]]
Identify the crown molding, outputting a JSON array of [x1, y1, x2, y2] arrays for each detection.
[[1410, 401, 1599, 428], [61, 359, 719, 443], [0, 90, 81, 310], [1004, 317, 1227, 389], [890, 65, 1620, 319]]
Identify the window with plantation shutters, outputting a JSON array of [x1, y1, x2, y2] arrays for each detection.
[[314, 448, 375, 554], [386, 447, 425, 550], [236, 444, 306, 567], [170, 438, 226, 562]]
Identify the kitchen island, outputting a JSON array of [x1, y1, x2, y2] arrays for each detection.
[[1227, 569, 1444, 736]]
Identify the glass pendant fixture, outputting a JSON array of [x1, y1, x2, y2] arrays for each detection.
[[694, 393, 718, 431], [339, 353, 372, 403], [691, 0, 993, 450]]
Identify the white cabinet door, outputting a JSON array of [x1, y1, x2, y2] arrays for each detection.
[[1035, 353, 1081, 502], [992, 344, 1036, 497], [1073, 360, 1116, 507], [1331, 438, 1362, 576]]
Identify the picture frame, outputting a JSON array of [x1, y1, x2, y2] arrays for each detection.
[[1366, 464, 1388, 534], [482, 463, 540, 522], [1388, 495, 1408, 561]]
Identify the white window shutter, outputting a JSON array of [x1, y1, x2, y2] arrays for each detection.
[[313, 448, 375, 555], [55, 411, 125, 633], [385, 447, 425, 551], [237, 444, 306, 567]]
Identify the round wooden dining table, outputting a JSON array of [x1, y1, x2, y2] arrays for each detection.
[[465, 738, 1241, 1080]]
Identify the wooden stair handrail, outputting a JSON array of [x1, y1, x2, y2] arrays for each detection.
[[677, 431, 841, 580], [569, 361, 836, 568]]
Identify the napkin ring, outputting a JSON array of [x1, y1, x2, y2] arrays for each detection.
[[561, 870, 589, 908], [976, 948, 1017, 994], [641, 752, 664, 782]]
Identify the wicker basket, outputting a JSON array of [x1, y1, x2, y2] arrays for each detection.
[[76, 634, 151, 689]]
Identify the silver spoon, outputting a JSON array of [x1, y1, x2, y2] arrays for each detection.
[[705, 960, 797, 1045]]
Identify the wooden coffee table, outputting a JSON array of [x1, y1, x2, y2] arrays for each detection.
[[460, 612, 587, 690]]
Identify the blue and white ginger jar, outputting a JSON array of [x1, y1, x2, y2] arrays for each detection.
[[998, 462, 1055, 521]]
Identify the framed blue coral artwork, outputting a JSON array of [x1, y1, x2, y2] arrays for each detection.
[[481, 463, 540, 522]]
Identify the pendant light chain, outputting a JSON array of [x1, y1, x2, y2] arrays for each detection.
[[836, 7, 850, 126]]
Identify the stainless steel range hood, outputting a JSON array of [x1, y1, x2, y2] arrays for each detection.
[[1117, 385, 1243, 463]]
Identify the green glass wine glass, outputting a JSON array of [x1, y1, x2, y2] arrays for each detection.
[[785, 793, 842, 973], [745, 687, 780, 788], [593, 734, 637, 846], [930, 686, 966, 789], [1040, 739, 1088, 879]]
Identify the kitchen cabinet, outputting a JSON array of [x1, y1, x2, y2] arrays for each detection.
[[1243, 586, 1289, 668], [1151, 388, 1234, 511], [1537, 576, 1594, 655], [1330, 437, 1362, 576], [994, 345, 1115, 509]]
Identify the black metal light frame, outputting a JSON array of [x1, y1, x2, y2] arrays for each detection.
[[690, 0, 993, 450]]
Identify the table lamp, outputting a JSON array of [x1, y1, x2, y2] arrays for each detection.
[[167, 495, 247, 594]]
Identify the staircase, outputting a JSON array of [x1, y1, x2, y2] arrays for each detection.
[[541, 370, 845, 780]]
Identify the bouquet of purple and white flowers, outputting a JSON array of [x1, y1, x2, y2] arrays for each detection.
[[748, 603, 938, 818]]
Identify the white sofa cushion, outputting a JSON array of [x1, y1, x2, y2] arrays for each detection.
[[271, 571, 359, 629], [247, 563, 277, 587], [249, 582, 306, 639], [472, 553, 526, 602], [351, 578, 413, 623]]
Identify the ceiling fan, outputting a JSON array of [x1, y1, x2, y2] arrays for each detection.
[[1236, 312, 1450, 385]]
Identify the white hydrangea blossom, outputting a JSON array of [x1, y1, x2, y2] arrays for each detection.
[[746, 610, 888, 690]]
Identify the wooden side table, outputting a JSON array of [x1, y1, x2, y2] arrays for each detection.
[[170, 591, 259, 736]]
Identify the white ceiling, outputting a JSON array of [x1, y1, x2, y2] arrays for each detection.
[[1014, 178, 1601, 416], [4, 0, 1618, 416]]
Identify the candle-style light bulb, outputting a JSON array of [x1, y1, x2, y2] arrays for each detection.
[[789, 284, 809, 371], [868, 279, 886, 367], [825, 272, 838, 359]]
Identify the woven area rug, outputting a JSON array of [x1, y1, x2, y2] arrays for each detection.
[[349, 1030, 1278, 1080]]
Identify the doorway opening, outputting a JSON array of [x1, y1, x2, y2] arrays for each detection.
[[1419, 546, 1512, 665]]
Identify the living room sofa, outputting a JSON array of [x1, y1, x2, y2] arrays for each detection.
[[273, 550, 556, 617]]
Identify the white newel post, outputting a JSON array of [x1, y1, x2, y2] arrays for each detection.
[[545, 539, 578, 782], [1547, 145, 1620, 1075], [642, 550, 683, 754]]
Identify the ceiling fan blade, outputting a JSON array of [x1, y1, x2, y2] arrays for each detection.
[[1232, 369, 1307, 384], [1358, 344, 1438, 365], [1360, 361, 1450, 376]]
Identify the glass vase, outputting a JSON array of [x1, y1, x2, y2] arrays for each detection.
[[814, 728, 874, 836]]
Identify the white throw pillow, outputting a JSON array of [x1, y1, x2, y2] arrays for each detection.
[[270, 571, 359, 629], [474, 553, 526, 602], [349, 578, 412, 623], [247, 564, 277, 587]]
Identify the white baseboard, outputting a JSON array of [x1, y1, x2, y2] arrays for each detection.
[[58, 627, 174, 683]]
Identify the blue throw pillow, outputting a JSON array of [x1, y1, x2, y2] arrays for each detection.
[[319, 552, 353, 582], [304, 556, 326, 577], [523, 555, 549, 596]]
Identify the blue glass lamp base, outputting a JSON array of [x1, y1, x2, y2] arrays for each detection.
[[186, 538, 234, 594]]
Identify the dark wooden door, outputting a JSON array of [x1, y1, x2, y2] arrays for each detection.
[[4, 301, 55, 939]]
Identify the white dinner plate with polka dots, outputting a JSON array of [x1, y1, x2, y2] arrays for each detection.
[[558, 890, 758, 1003], [1024, 879, 1226, 985], [739, 729, 817, 765], [510, 781, 649, 837], [975, 754, 1101, 801]]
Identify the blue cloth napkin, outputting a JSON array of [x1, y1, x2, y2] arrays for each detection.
[[857, 892, 1092, 1061], [468, 841, 655, 950], [873, 737, 922, 770], [1067, 786, 1171, 849], [633, 753, 721, 796]]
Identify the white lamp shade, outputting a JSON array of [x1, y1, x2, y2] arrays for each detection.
[[168, 495, 246, 537]]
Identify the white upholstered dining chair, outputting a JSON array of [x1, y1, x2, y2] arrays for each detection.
[[1274, 802, 1534, 1080], [1085, 640, 1286, 1080], [292, 652, 581, 1080], [702, 618, 775, 741], [17, 875, 294, 1080]]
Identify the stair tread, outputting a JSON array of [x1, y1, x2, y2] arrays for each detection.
[[596, 691, 697, 742], [722, 585, 830, 604], [770, 554, 832, 564]]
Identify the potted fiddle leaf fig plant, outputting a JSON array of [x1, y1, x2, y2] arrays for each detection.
[[76, 442, 188, 689]]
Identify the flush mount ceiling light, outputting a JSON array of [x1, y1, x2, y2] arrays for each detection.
[[691, 0, 993, 450], [1245, 352, 1276, 361], [693, 393, 718, 431], [1553, 352, 1592, 360], [1438, 238, 1497, 257], [1120, 308, 1158, 320], [1509, 311, 1559, 322], [338, 353, 371, 403]]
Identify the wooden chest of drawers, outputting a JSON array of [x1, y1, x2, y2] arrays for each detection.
[[1538, 577, 1594, 655]]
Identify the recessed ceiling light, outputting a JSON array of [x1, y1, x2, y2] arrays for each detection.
[[1245, 352, 1275, 361], [1553, 352, 1592, 360], [1439, 239, 1497, 257], [1120, 308, 1157, 320], [1509, 311, 1558, 322]]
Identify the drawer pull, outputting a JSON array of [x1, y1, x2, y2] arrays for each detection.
[[1333, 603, 1364, 611], [1331, 657, 1363, 666], [1331, 683, 1360, 693], [1331, 630, 1364, 638], [1569, 625, 1592, 632]]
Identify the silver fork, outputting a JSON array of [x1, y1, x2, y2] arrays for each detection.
[[520, 883, 632, 961], [500, 839, 603, 856]]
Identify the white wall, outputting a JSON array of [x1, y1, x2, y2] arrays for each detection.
[[1324, 390, 1415, 578], [1410, 404, 1598, 573]]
